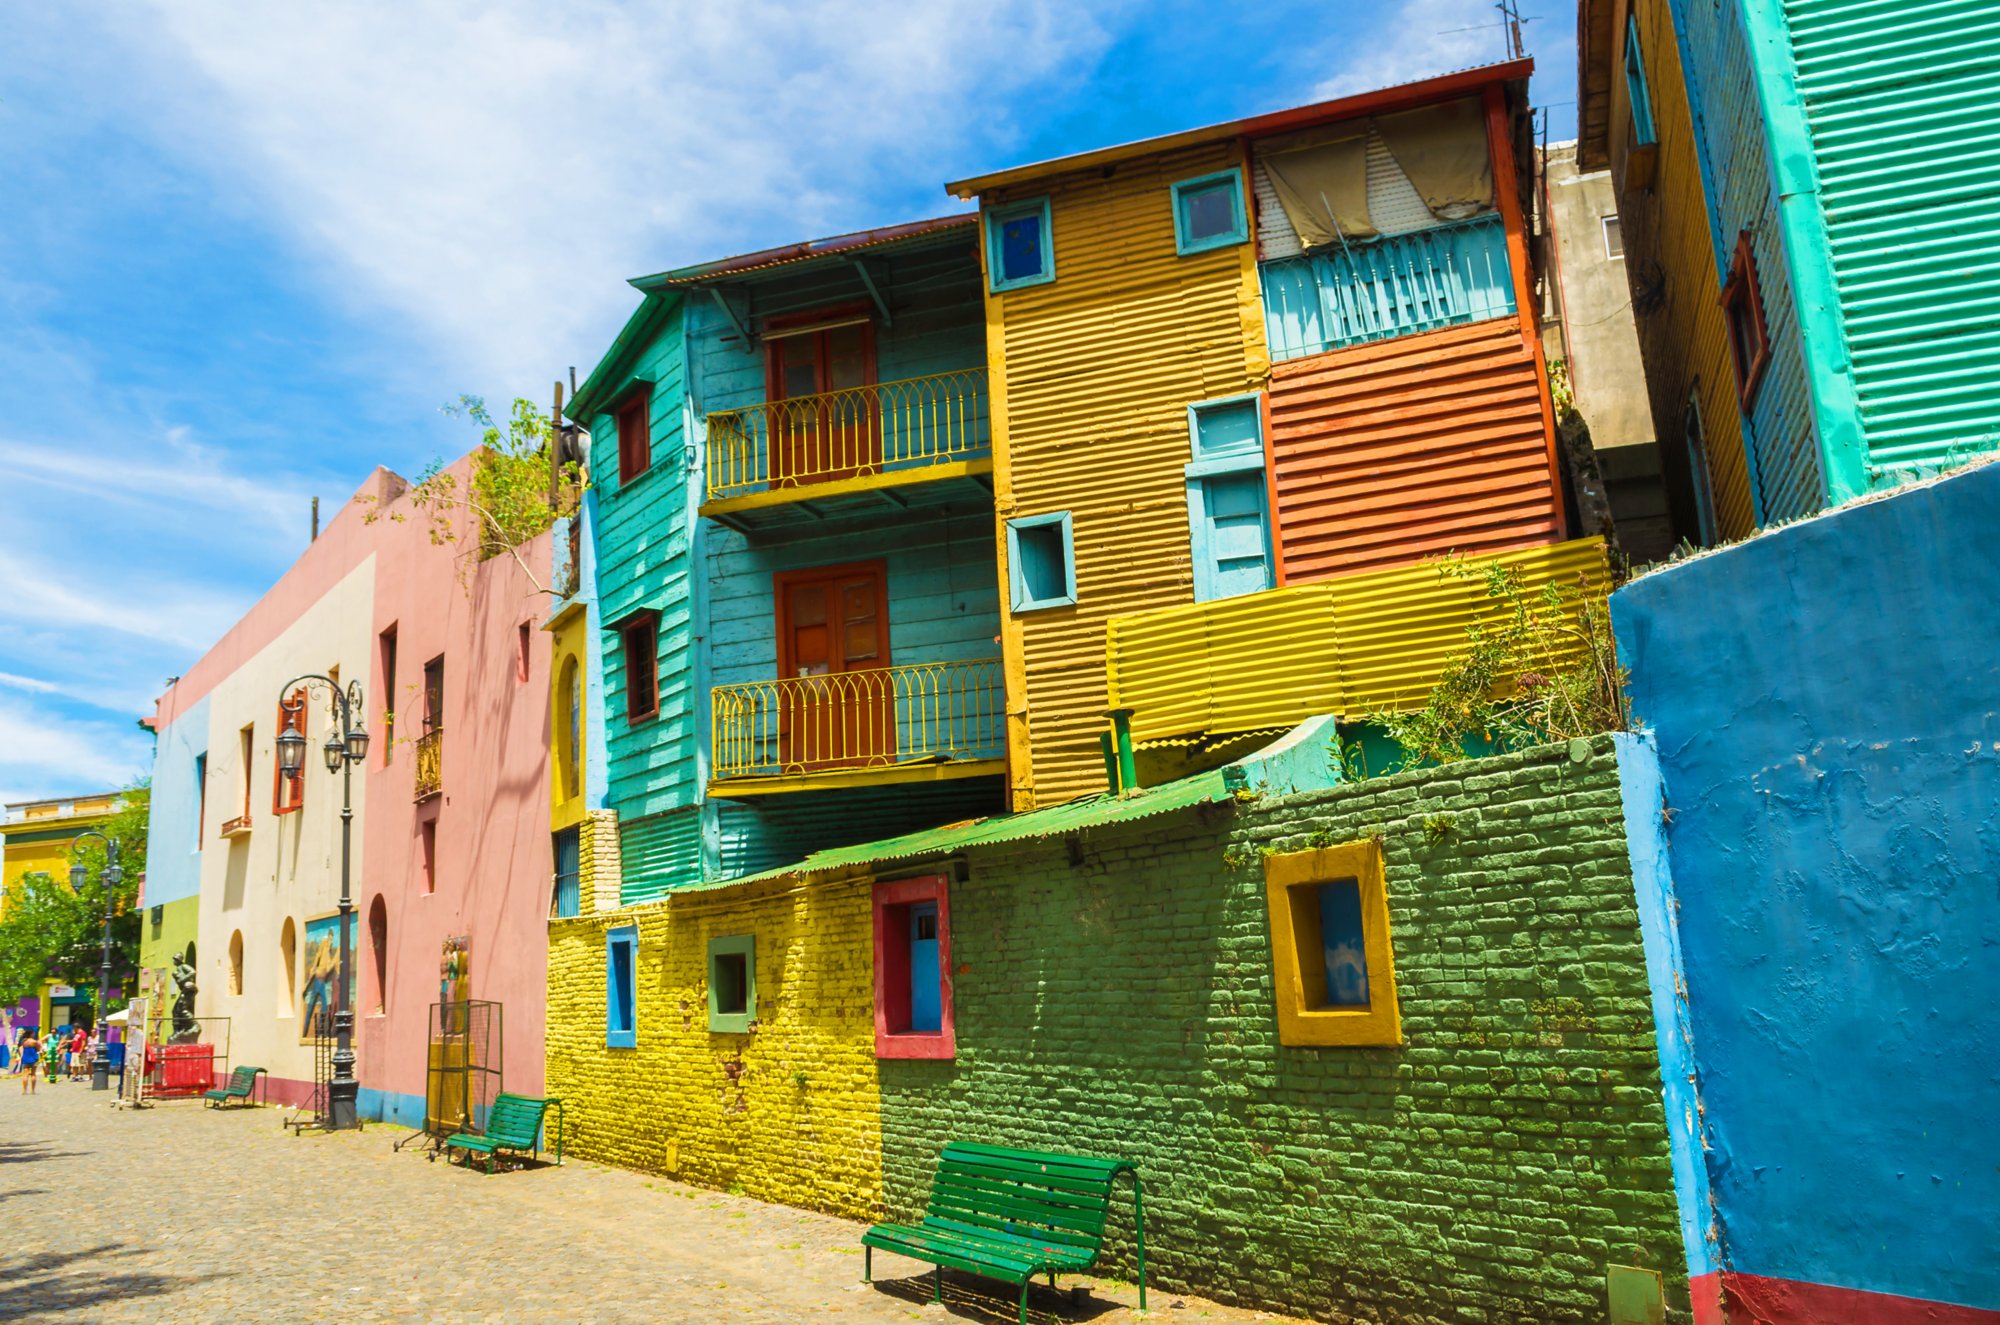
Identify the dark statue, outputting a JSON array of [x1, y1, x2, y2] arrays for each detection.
[[170, 954, 200, 1043]]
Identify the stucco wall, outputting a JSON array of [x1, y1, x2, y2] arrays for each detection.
[[1611, 461, 2000, 1318]]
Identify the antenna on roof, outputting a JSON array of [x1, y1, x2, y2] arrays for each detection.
[[311, 496, 320, 542], [1498, 0, 1526, 59]]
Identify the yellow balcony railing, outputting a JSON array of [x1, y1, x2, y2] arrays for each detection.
[[1105, 538, 1614, 744], [414, 728, 444, 802], [705, 369, 989, 502], [711, 658, 1004, 781]]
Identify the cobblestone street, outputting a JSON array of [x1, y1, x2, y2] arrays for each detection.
[[0, 1084, 1298, 1324]]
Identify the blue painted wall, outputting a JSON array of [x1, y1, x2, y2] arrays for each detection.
[[1612, 462, 2000, 1309], [1666, 0, 1822, 523], [143, 693, 211, 907]]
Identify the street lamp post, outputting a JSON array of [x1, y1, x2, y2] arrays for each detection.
[[277, 675, 370, 1131], [68, 829, 123, 1092]]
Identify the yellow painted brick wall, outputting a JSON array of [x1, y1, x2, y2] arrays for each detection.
[[545, 873, 882, 1218]]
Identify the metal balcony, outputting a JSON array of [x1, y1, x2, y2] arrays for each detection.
[[709, 658, 1005, 794], [414, 729, 444, 802]]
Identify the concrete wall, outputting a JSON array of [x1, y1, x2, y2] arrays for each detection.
[[1611, 461, 2000, 1322]]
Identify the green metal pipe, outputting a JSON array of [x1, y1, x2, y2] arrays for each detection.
[[1098, 731, 1122, 793], [1108, 709, 1137, 794]]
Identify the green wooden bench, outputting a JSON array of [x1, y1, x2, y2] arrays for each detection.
[[203, 1065, 266, 1108], [862, 1143, 1146, 1324], [443, 1092, 563, 1174]]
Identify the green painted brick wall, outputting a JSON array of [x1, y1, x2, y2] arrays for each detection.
[[881, 737, 1688, 1324]]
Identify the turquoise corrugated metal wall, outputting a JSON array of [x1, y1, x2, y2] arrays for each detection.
[[1670, 0, 1824, 524], [619, 805, 703, 903], [712, 777, 1005, 880], [1783, 0, 2000, 483]]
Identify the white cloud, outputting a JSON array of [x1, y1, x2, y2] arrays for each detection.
[[107, 1, 1115, 390], [0, 673, 61, 696], [0, 696, 152, 805], [1310, 0, 1512, 101]]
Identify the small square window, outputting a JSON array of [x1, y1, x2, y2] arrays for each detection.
[[606, 925, 637, 1048], [1264, 839, 1400, 1046], [1171, 169, 1249, 256], [1603, 214, 1624, 260], [1005, 512, 1077, 612], [707, 934, 756, 1034], [1721, 231, 1771, 410], [872, 875, 955, 1059], [986, 197, 1055, 292]]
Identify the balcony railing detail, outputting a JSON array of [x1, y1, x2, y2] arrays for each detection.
[[414, 729, 444, 802], [711, 658, 1004, 781], [1260, 214, 1515, 361], [705, 369, 989, 502]]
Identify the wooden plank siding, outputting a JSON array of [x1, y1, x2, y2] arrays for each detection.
[[1267, 319, 1562, 579], [982, 139, 1270, 809], [1608, 0, 1758, 540]]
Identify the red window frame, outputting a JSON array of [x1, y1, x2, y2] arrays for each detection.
[[871, 873, 955, 1059], [615, 385, 653, 485], [619, 610, 660, 724], [272, 689, 306, 816], [1721, 230, 1772, 411]]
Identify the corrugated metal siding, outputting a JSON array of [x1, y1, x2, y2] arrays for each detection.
[[1670, 0, 1824, 522], [619, 805, 703, 904], [712, 778, 1004, 880], [1622, 0, 1756, 540], [988, 140, 1268, 808], [1267, 318, 1560, 579], [1785, 0, 2000, 478], [1106, 537, 1612, 742]]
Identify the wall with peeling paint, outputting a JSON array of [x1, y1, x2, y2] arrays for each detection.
[[1612, 461, 2000, 1321]]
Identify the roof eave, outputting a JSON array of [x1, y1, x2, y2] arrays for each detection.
[[566, 289, 682, 424]]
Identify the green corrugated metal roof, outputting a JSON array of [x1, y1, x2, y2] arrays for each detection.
[[680, 769, 1233, 894]]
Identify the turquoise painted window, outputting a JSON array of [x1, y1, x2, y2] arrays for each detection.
[[1625, 14, 1657, 148], [908, 902, 941, 1033], [1259, 214, 1515, 359], [707, 934, 756, 1034], [1185, 396, 1274, 603], [986, 197, 1054, 292], [606, 925, 637, 1048], [1172, 169, 1249, 256], [1006, 512, 1077, 612], [1317, 879, 1371, 1009], [552, 827, 580, 919], [193, 752, 208, 850]]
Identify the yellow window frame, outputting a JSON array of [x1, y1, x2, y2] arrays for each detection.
[[1264, 839, 1401, 1047]]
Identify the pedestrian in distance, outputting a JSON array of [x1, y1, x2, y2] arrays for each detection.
[[18, 1033, 39, 1094]]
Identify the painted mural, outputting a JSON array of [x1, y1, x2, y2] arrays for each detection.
[[300, 914, 351, 1042]]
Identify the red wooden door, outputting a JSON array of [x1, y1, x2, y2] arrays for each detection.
[[766, 321, 878, 485], [776, 563, 894, 770]]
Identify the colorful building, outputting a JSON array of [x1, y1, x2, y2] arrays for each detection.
[[144, 458, 553, 1116], [4, 791, 128, 1035], [944, 60, 1611, 807], [1580, 0, 2000, 534]]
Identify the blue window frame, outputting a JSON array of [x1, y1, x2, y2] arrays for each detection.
[[552, 826, 580, 919], [606, 925, 637, 1048], [1171, 168, 1250, 256], [1185, 395, 1275, 603], [1625, 14, 1657, 148], [986, 197, 1055, 292], [707, 934, 757, 1034], [1005, 511, 1077, 612]]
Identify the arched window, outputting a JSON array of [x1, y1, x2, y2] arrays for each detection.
[[367, 895, 389, 1016], [227, 930, 244, 997], [279, 918, 297, 1015]]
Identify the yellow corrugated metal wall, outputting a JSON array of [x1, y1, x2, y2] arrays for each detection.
[[1621, 0, 1756, 540], [1106, 537, 1613, 743], [983, 140, 1270, 809]]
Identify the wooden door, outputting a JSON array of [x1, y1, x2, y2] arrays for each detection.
[[766, 320, 878, 486], [775, 563, 893, 770]]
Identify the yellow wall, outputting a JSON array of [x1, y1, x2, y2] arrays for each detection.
[[1, 797, 120, 920], [1614, 0, 1756, 541], [549, 604, 588, 832], [982, 140, 1270, 809], [545, 861, 882, 1217]]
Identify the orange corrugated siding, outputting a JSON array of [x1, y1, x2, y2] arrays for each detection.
[[985, 141, 1270, 809], [1268, 319, 1562, 579]]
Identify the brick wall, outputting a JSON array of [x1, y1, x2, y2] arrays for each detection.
[[545, 871, 883, 1218], [882, 737, 1686, 1323]]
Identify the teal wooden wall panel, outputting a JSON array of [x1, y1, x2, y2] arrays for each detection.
[[1669, 0, 1824, 523], [712, 777, 1005, 880], [1783, 0, 2000, 484], [619, 804, 704, 903], [585, 304, 704, 823]]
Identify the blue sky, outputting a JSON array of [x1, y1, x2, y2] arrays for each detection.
[[0, 1, 1576, 804]]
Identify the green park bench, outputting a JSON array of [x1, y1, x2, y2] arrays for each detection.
[[861, 1142, 1146, 1324], [203, 1065, 266, 1108], [443, 1092, 563, 1174]]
